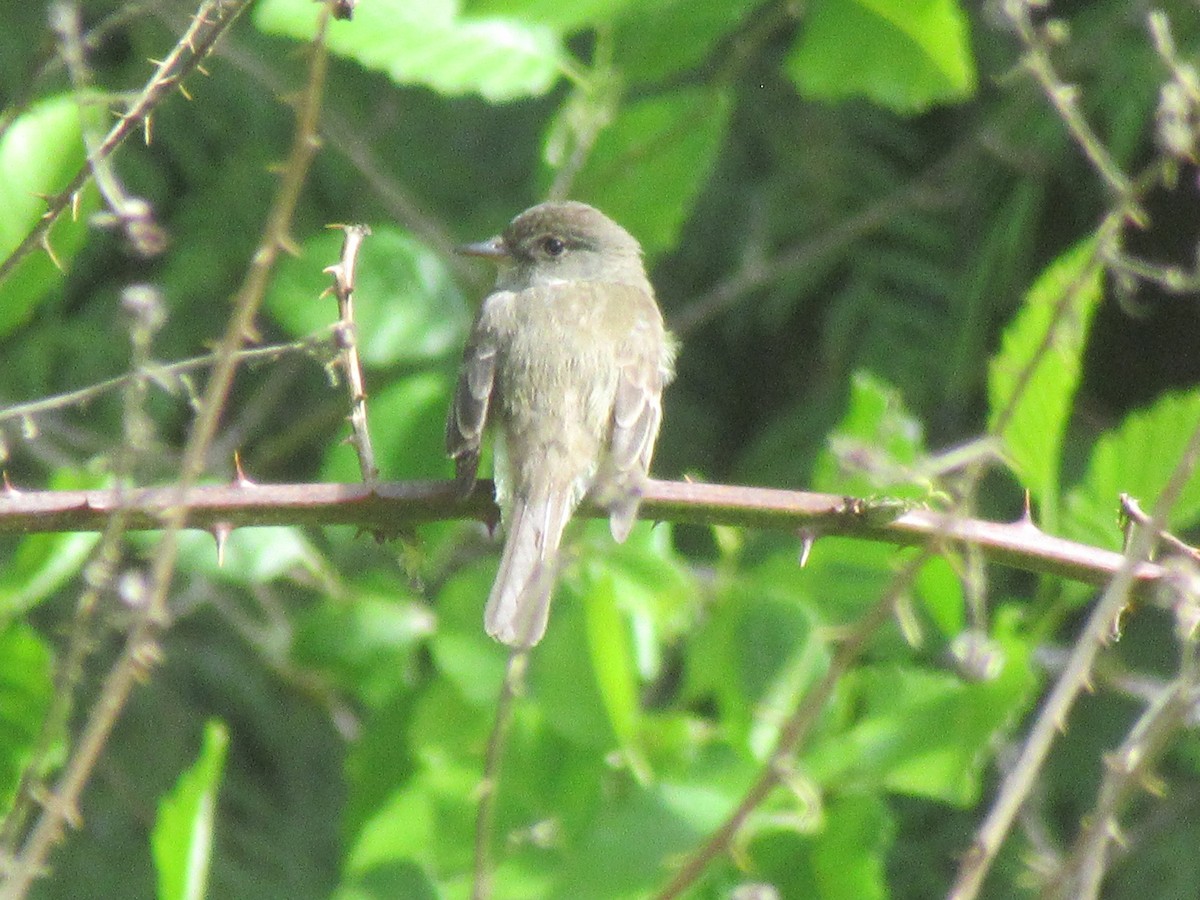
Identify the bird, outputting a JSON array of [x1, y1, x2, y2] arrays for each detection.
[[446, 201, 675, 648]]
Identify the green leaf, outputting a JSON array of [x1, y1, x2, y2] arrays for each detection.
[[812, 371, 927, 498], [293, 590, 433, 709], [152, 720, 229, 900], [0, 620, 54, 808], [333, 861, 438, 900], [987, 238, 1102, 530], [565, 87, 731, 257], [552, 779, 728, 898], [0, 531, 98, 616], [582, 566, 646, 777], [746, 792, 893, 900], [254, 0, 565, 102], [804, 610, 1035, 805], [1065, 389, 1200, 549], [785, 0, 977, 113], [345, 700, 480, 875], [529, 582, 620, 748], [465, 0, 635, 32], [810, 793, 894, 900], [430, 559, 510, 706], [265, 226, 470, 369], [687, 553, 829, 758], [0, 94, 98, 337]]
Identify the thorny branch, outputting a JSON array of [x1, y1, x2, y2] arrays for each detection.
[[0, 0, 246, 286], [0, 0, 332, 894], [323, 224, 378, 484]]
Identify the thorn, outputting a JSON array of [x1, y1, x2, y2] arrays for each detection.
[[279, 233, 302, 257], [212, 521, 232, 567], [2, 472, 18, 495], [143, 114, 153, 145], [177, 82, 193, 101], [797, 528, 816, 567], [1107, 605, 1127, 642], [1107, 819, 1129, 849], [196, 62, 210, 77], [40, 233, 63, 271], [1012, 492, 1043, 533], [1140, 770, 1167, 797], [70, 190, 81, 220], [232, 451, 254, 488]]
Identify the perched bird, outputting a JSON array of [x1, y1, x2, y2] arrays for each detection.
[[446, 201, 675, 648]]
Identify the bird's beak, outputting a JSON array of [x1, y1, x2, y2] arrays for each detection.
[[455, 235, 508, 260]]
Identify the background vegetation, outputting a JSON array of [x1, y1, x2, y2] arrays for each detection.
[[3, 0, 1200, 897]]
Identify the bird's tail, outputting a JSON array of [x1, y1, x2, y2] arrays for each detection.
[[485, 487, 573, 648]]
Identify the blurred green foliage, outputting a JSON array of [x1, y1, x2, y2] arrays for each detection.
[[3, 0, 1200, 898]]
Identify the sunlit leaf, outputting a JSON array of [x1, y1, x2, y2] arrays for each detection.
[[786, 0, 977, 113], [465, 0, 635, 32], [1065, 389, 1200, 549], [0, 621, 53, 808], [0, 95, 98, 337], [254, 0, 565, 102], [811, 371, 927, 498], [987, 238, 1102, 531], [152, 721, 229, 900], [804, 609, 1035, 805], [582, 566, 646, 776], [0, 531, 98, 616]]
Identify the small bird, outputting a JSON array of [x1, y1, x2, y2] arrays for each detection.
[[446, 202, 675, 648]]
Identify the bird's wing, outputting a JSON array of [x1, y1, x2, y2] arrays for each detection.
[[607, 301, 674, 541], [445, 297, 505, 494]]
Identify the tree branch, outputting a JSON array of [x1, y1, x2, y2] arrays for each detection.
[[0, 477, 1167, 593]]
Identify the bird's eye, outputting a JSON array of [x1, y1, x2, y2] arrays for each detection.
[[540, 236, 566, 257]]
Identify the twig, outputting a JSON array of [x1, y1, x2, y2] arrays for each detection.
[[0, 2, 332, 894], [1042, 555, 1200, 898], [0, 335, 333, 432], [948, 412, 1200, 900], [1120, 493, 1200, 565], [471, 650, 528, 900], [323, 224, 378, 484], [0, 0, 247, 286], [149, 3, 475, 285], [1046, 651, 1200, 898], [0, 287, 167, 855], [51, 1, 167, 257], [0, 0, 153, 148], [1003, 0, 1135, 204]]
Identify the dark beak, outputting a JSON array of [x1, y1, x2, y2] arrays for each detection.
[[455, 235, 508, 260]]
